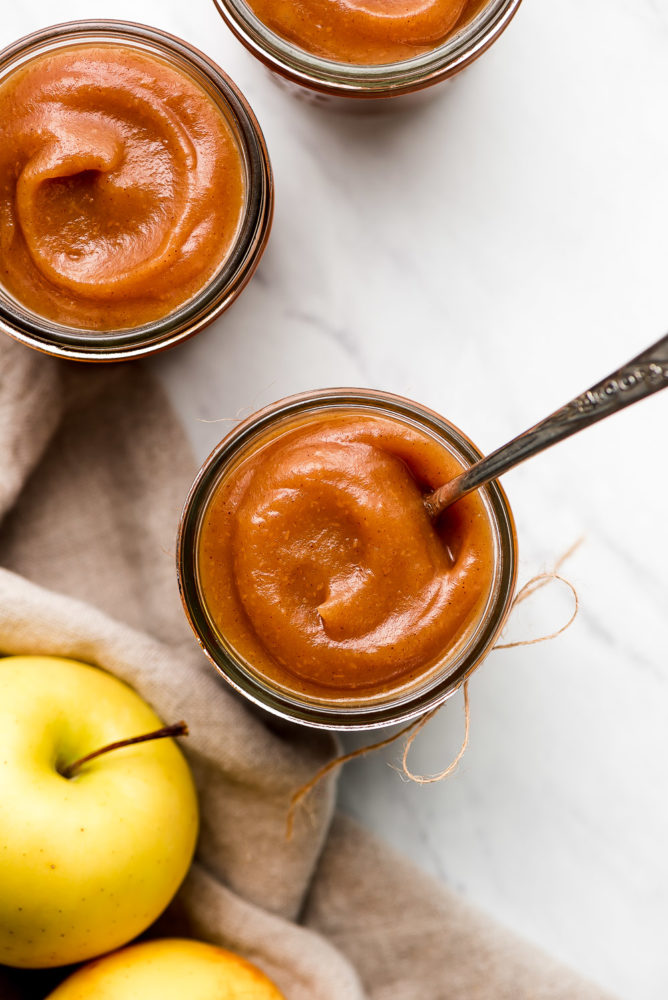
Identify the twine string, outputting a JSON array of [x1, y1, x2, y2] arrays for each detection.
[[399, 681, 470, 785], [286, 711, 430, 840], [494, 538, 582, 651], [286, 542, 582, 837], [493, 574, 579, 649]]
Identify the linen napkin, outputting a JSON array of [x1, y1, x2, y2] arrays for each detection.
[[0, 336, 615, 1000]]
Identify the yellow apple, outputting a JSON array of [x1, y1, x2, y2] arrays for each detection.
[[0, 655, 198, 968], [45, 938, 286, 999]]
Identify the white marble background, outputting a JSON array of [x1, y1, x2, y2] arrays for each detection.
[[3, 2, 668, 998]]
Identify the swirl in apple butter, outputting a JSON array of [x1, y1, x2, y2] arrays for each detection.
[[0, 44, 245, 330], [198, 410, 495, 699], [244, 0, 487, 64]]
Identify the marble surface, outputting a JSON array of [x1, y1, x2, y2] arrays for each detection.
[[3, 2, 668, 997]]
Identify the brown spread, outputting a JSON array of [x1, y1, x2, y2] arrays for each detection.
[[0, 44, 245, 330], [244, 0, 488, 64], [198, 410, 495, 699]]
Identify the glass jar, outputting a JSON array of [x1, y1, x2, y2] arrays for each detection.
[[211, 0, 523, 103], [0, 20, 273, 362], [177, 388, 517, 731]]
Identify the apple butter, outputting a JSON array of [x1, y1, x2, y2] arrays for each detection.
[[198, 409, 495, 699], [243, 0, 488, 64], [0, 44, 245, 330]]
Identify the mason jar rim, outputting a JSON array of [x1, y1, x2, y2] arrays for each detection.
[[0, 20, 273, 362], [177, 388, 518, 731], [211, 0, 523, 98]]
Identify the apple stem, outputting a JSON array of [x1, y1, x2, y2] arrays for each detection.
[[60, 721, 189, 779]]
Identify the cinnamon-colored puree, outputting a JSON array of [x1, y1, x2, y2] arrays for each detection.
[[198, 410, 495, 699], [245, 0, 488, 64], [0, 45, 245, 330]]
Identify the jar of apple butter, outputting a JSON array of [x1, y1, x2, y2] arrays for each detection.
[[177, 389, 517, 730], [0, 21, 273, 361], [211, 0, 522, 103]]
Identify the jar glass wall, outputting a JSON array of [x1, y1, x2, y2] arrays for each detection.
[[0, 20, 273, 361], [177, 388, 518, 731]]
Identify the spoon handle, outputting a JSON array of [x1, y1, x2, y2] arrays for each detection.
[[426, 332, 668, 517]]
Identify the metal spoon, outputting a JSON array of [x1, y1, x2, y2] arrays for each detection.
[[424, 332, 668, 518]]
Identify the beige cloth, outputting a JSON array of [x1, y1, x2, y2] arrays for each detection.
[[0, 337, 614, 1000]]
